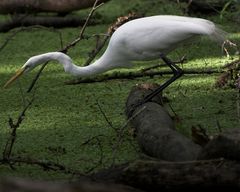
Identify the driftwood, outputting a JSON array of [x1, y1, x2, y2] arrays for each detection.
[[0, 0, 110, 14]]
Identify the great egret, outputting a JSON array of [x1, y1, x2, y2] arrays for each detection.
[[4, 15, 232, 103]]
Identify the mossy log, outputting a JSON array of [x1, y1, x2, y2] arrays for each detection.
[[65, 68, 222, 85]]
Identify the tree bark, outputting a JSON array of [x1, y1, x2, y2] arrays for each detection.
[[0, 0, 110, 14]]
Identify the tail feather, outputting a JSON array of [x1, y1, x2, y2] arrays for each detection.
[[210, 26, 228, 45], [189, 17, 228, 46]]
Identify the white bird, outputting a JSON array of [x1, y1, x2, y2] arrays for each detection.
[[4, 15, 230, 103]]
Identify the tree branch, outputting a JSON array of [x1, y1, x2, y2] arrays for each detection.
[[26, 0, 103, 93], [65, 68, 224, 85]]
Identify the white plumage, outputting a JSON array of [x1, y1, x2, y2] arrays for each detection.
[[4, 15, 229, 101]]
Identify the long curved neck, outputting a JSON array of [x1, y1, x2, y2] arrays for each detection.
[[31, 52, 111, 77], [67, 58, 108, 77]]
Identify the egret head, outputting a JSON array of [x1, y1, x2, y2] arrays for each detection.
[[3, 52, 72, 88], [3, 58, 34, 88]]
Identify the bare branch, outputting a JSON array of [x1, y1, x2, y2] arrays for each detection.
[[2, 96, 34, 160], [61, 0, 103, 53], [0, 25, 63, 52], [65, 67, 224, 85], [0, 156, 86, 176], [27, 0, 103, 93], [111, 106, 146, 165], [96, 99, 114, 129]]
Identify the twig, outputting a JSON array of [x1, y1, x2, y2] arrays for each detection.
[[84, 34, 110, 66], [61, 0, 103, 53], [96, 99, 114, 129], [111, 106, 146, 166], [216, 120, 222, 133], [0, 25, 63, 52], [2, 97, 34, 161], [237, 90, 240, 124], [84, 137, 104, 174], [0, 30, 19, 52], [27, 0, 103, 93], [80, 134, 106, 146], [79, 134, 106, 173], [0, 156, 85, 176]]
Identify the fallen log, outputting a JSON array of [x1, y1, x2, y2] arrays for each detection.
[[0, 0, 110, 14], [3, 158, 240, 191], [125, 83, 202, 161], [120, 159, 240, 191], [0, 15, 98, 33], [92, 159, 240, 191], [0, 177, 142, 192], [198, 128, 240, 160]]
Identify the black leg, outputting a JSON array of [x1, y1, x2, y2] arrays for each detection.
[[142, 53, 183, 103], [141, 55, 186, 73]]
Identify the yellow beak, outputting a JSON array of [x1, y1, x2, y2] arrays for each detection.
[[3, 68, 25, 88]]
